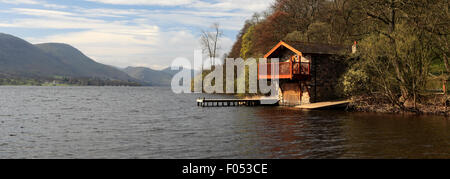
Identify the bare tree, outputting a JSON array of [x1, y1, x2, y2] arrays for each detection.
[[200, 23, 223, 66]]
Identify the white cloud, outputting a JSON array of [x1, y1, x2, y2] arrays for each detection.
[[191, 0, 273, 12], [86, 0, 273, 13], [3, 7, 248, 30], [12, 8, 74, 17], [0, 0, 40, 5], [86, 0, 195, 6], [0, 0, 69, 10], [42, 3, 68, 9]]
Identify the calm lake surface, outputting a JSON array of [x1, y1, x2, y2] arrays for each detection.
[[0, 86, 448, 159]]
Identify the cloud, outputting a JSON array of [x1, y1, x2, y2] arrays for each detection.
[[2, 7, 248, 30], [12, 8, 74, 17], [0, 0, 68, 10], [86, 0, 273, 12], [0, 0, 40, 5], [86, 0, 195, 6], [42, 3, 68, 9], [191, 0, 274, 12]]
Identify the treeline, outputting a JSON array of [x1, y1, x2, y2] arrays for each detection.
[[0, 76, 141, 86], [58, 77, 141, 86], [227, 0, 449, 110]]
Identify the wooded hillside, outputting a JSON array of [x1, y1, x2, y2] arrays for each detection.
[[227, 0, 449, 110]]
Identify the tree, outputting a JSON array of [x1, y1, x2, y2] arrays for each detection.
[[228, 21, 254, 58], [406, 0, 449, 74], [351, 24, 433, 108], [240, 25, 255, 59], [273, 0, 326, 32], [252, 11, 292, 55], [200, 23, 223, 66]]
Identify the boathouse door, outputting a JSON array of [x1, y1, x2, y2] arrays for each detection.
[[280, 82, 301, 106]]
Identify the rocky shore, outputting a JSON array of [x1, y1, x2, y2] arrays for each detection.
[[347, 95, 450, 116]]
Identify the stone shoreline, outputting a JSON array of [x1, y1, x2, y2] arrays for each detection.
[[347, 96, 450, 116]]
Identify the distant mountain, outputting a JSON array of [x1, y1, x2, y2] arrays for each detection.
[[0, 33, 135, 82], [161, 67, 198, 78], [161, 67, 181, 77], [123, 66, 199, 86], [123, 67, 173, 86]]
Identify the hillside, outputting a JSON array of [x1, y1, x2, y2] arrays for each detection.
[[0, 33, 75, 77], [161, 67, 198, 78], [123, 67, 173, 86], [35, 43, 133, 81], [0, 33, 137, 84], [123, 66, 199, 86]]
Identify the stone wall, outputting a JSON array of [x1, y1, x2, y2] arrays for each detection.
[[308, 54, 346, 103]]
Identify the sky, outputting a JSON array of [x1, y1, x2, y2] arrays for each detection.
[[0, 0, 274, 70]]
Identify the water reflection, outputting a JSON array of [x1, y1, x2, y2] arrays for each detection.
[[341, 113, 450, 159], [237, 108, 347, 159], [233, 108, 449, 159]]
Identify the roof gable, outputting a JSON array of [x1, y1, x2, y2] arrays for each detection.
[[264, 41, 350, 58], [264, 41, 302, 58]]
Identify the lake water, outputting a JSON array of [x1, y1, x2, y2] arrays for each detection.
[[0, 86, 448, 159]]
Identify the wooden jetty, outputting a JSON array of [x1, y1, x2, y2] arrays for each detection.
[[196, 98, 350, 109], [295, 100, 350, 110], [197, 98, 279, 107]]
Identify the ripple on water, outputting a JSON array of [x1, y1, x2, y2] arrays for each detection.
[[0, 86, 449, 159]]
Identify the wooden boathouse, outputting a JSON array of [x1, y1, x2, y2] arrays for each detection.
[[197, 41, 352, 108], [258, 41, 351, 106]]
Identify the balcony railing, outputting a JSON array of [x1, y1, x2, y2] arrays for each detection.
[[258, 61, 310, 80]]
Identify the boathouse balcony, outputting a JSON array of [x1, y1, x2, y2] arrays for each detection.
[[258, 61, 310, 80], [258, 41, 316, 80]]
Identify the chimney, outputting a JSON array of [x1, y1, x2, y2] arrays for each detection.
[[352, 41, 357, 54]]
